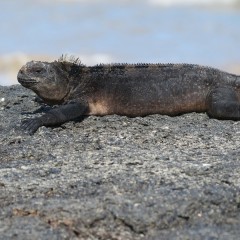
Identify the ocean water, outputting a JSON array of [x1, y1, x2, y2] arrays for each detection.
[[0, 0, 240, 85]]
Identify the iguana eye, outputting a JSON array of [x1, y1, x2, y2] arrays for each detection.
[[35, 68, 43, 73]]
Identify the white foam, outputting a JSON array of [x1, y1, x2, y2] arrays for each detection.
[[0, 73, 15, 86], [148, 0, 238, 6]]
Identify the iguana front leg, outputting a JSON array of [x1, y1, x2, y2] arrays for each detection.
[[207, 87, 240, 120], [21, 101, 88, 134]]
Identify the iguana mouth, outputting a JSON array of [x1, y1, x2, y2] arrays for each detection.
[[18, 77, 38, 86]]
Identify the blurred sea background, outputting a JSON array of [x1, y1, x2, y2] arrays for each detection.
[[0, 0, 240, 85]]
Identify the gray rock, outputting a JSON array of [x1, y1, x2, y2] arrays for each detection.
[[0, 84, 240, 239]]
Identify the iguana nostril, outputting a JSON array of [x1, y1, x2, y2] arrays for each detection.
[[19, 66, 27, 74]]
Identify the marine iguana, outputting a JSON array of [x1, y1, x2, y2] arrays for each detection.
[[17, 56, 240, 134]]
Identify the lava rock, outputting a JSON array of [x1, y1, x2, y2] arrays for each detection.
[[0, 85, 240, 239]]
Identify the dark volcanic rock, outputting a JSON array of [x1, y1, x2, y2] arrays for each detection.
[[0, 84, 240, 239]]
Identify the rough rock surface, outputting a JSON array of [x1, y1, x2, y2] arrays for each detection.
[[0, 84, 240, 240]]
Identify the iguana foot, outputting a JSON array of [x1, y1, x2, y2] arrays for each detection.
[[21, 118, 43, 135]]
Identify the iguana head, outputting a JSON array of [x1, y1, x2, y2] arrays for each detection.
[[17, 61, 70, 104]]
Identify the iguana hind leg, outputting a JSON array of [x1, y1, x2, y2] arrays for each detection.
[[207, 87, 240, 120]]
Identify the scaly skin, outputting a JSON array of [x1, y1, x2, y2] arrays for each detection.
[[17, 56, 240, 134]]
